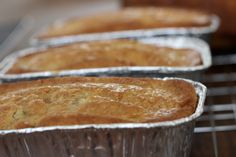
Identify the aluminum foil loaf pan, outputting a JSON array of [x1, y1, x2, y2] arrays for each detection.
[[0, 37, 212, 82], [30, 15, 220, 46], [0, 77, 207, 157]]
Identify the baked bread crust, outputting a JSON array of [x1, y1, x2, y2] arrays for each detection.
[[6, 40, 202, 74], [38, 7, 212, 39], [0, 77, 198, 130]]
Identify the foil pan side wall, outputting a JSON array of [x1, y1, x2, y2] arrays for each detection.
[[30, 15, 220, 46], [0, 122, 194, 157], [0, 37, 211, 82]]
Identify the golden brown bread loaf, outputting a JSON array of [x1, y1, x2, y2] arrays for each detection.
[[38, 7, 212, 39], [0, 77, 198, 130], [6, 40, 202, 74]]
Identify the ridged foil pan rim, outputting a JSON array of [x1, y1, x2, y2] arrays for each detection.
[[0, 37, 212, 80], [0, 77, 206, 135], [30, 15, 220, 46]]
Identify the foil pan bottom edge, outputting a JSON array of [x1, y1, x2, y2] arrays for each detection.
[[0, 122, 195, 157]]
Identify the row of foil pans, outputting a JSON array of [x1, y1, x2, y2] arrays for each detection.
[[0, 13, 219, 157]]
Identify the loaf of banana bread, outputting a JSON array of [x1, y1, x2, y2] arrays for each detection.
[[0, 77, 198, 130], [6, 40, 202, 74], [38, 7, 212, 39]]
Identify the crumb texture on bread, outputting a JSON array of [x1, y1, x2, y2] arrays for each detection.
[[39, 7, 211, 39], [0, 77, 198, 130], [6, 40, 202, 74]]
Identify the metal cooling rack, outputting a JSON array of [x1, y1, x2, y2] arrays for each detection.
[[192, 54, 236, 157], [195, 54, 236, 133]]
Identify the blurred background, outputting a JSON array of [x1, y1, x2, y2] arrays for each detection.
[[123, 0, 236, 50], [1, 0, 236, 50], [0, 0, 119, 45]]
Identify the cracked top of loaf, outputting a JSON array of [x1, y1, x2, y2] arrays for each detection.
[[6, 40, 202, 74], [0, 77, 197, 130]]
